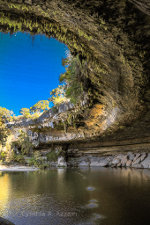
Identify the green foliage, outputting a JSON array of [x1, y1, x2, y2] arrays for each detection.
[[49, 54, 89, 108], [59, 55, 85, 104], [18, 131, 33, 155], [28, 157, 48, 169], [0, 107, 14, 120], [28, 157, 37, 167], [30, 100, 50, 113], [0, 4, 94, 66], [47, 151, 58, 162], [0, 119, 8, 145], [20, 108, 31, 118], [28, 152, 49, 169], [33, 151, 41, 160], [0, 107, 14, 144], [0, 135, 15, 163], [46, 149, 62, 162], [49, 85, 68, 106], [20, 100, 50, 119], [14, 154, 25, 163], [0, 151, 6, 161]]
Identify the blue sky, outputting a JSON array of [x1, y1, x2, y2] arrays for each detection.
[[0, 32, 68, 115]]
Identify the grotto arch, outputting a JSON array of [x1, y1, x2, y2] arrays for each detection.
[[1, 0, 150, 145]]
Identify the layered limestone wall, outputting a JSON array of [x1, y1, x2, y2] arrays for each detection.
[[67, 152, 150, 169]]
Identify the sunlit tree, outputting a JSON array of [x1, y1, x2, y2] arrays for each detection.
[[0, 107, 14, 144], [30, 100, 50, 113], [49, 85, 68, 106], [20, 108, 31, 118], [0, 107, 14, 120], [59, 55, 85, 104]]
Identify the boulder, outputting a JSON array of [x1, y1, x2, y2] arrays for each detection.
[[141, 153, 150, 168], [121, 155, 128, 166], [78, 156, 90, 167], [140, 153, 147, 162], [112, 158, 120, 165], [132, 157, 141, 165], [116, 154, 125, 160], [57, 156, 67, 167], [126, 160, 132, 167], [78, 160, 90, 167], [117, 162, 122, 167], [133, 153, 141, 162], [90, 157, 109, 167], [127, 152, 135, 161]]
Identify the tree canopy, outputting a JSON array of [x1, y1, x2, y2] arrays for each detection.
[[49, 85, 68, 106]]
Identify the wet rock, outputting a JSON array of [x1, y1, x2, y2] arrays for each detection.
[[112, 158, 120, 165], [116, 154, 125, 160], [133, 153, 141, 162], [90, 157, 109, 167], [132, 163, 143, 168], [73, 156, 90, 167], [132, 157, 141, 165], [117, 162, 122, 167], [121, 155, 128, 166], [140, 153, 147, 162], [57, 156, 67, 167], [127, 152, 135, 161], [126, 160, 132, 167], [141, 153, 150, 168], [79, 160, 90, 167]]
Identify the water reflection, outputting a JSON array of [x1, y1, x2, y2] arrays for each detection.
[[0, 173, 12, 217], [0, 168, 150, 225]]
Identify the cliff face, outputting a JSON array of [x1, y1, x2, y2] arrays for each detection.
[[1, 0, 150, 156]]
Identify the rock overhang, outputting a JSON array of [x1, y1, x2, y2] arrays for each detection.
[[1, 0, 150, 141]]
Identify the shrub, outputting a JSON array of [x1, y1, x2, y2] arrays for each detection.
[[47, 148, 62, 162], [14, 154, 25, 163], [18, 131, 33, 155], [0, 151, 6, 161]]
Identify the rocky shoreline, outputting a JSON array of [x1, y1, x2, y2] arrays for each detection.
[[0, 165, 38, 172], [1, 152, 150, 170], [23, 151, 150, 169], [67, 152, 150, 169]]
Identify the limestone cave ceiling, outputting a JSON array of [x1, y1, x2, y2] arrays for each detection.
[[0, 0, 150, 140]]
